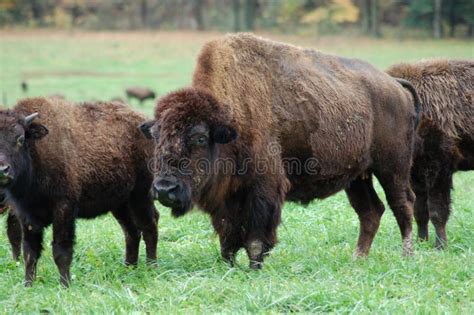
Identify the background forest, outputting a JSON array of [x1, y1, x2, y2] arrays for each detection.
[[1, 0, 473, 38]]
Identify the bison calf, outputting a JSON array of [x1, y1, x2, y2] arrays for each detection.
[[387, 59, 474, 248], [141, 34, 419, 269], [0, 98, 158, 286]]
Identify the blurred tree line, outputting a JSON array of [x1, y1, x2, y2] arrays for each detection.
[[0, 0, 472, 38]]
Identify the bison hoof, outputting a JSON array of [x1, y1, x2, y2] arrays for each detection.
[[60, 278, 70, 288], [402, 238, 414, 256], [249, 260, 263, 270], [434, 239, 447, 250], [417, 228, 429, 242], [222, 255, 235, 267], [352, 248, 369, 260], [124, 260, 138, 267], [12, 253, 21, 262], [418, 235, 429, 242], [221, 248, 238, 267]]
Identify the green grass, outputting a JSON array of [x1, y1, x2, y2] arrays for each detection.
[[0, 30, 473, 313]]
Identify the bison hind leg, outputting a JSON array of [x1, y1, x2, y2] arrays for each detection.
[[112, 206, 141, 266], [376, 171, 415, 256], [413, 188, 429, 242], [345, 174, 385, 258], [52, 202, 78, 287], [427, 172, 453, 250], [140, 205, 159, 265], [130, 199, 159, 264]]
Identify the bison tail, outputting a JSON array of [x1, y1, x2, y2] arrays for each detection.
[[395, 78, 421, 128]]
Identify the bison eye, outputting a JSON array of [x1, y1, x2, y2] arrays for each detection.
[[17, 135, 25, 147], [194, 135, 208, 146]]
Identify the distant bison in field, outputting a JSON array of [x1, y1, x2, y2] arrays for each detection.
[[141, 34, 420, 269], [0, 98, 159, 286], [126, 87, 156, 104], [0, 190, 21, 261], [387, 59, 474, 248], [21, 81, 28, 93]]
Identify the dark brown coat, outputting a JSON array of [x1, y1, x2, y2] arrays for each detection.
[[387, 59, 474, 248], [143, 33, 419, 268], [0, 97, 158, 286]]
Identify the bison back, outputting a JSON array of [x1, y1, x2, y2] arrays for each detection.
[[193, 34, 415, 199], [14, 97, 152, 211]]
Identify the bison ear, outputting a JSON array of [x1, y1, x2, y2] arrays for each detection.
[[25, 123, 49, 140], [211, 124, 237, 144], [139, 120, 157, 140]]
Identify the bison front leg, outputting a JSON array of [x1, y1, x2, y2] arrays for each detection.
[[244, 196, 281, 270], [52, 203, 76, 287], [211, 215, 243, 267], [21, 222, 44, 286], [245, 239, 269, 270], [7, 211, 22, 261], [219, 232, 243, 267]]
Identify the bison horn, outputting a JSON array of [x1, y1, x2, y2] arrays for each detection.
[[24, 112, 39, 126]]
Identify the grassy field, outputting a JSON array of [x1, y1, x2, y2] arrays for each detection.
[[0, 30, 473, 313]]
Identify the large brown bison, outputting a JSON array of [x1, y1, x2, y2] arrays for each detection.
[[0, 98, 159, 286], [140, 34, 420, 269], [387, 59, 474, 248], [0, 190, 21, 261]]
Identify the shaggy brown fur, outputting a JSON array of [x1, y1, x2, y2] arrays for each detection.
[[0, 98, 158, 286], [143, 33, 418, 268], [387, 59, 474, 248]]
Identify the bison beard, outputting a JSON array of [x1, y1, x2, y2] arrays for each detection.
[[387, 59, 474, 249], [144, 33, 419, 269], [0, 97, 159, 287]]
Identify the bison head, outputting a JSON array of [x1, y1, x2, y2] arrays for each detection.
[[140, 88, 237, 217], [0, 111, 48, 189]]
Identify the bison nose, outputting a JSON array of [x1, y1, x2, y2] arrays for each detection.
[[0, 163, 12, 187], [0, 164, 11, 177], [153, 176, 181, 207]]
